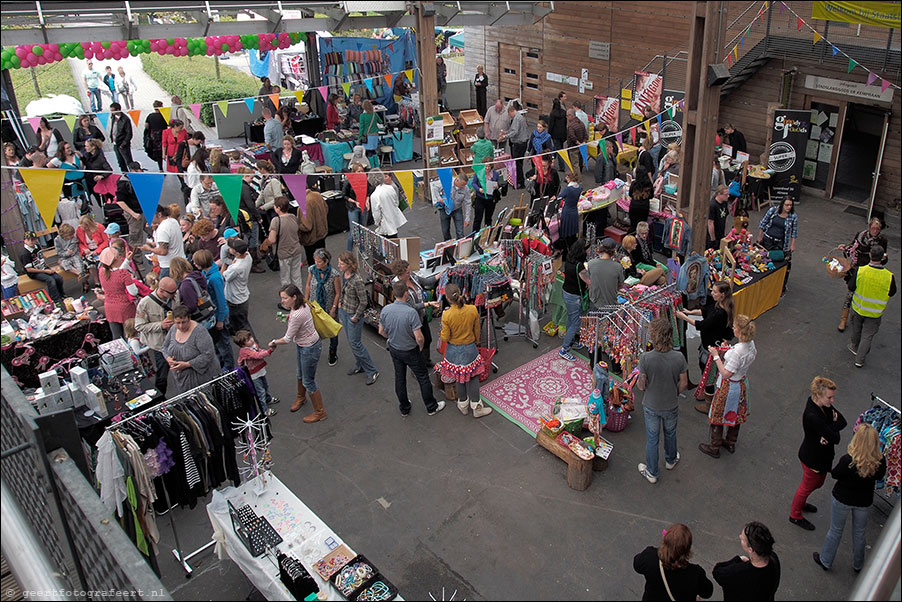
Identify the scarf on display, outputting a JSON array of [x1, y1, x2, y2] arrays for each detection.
[[311, 265, 331, 305], [531, 129, 551, 155]]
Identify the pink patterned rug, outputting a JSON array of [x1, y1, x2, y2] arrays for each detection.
[[480, 350, 595, 437]]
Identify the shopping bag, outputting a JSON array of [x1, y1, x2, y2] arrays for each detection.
[[308, 300, 342, 339]]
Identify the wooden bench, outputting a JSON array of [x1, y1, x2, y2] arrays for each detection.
[[536, 429, 607, 491]]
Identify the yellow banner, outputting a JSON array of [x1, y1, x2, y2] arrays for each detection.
[[20, 169, 65, 229], [396, 171, 414, 208], [812, 1, 901, 28]]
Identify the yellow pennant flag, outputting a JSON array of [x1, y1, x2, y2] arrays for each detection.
[[557, 149, 573, 174], [159, 107, 171, 124], [217, 101, 229, 118], [341, 82, 352, 98], [62, 114, 78, 134], [733, 46, 739, 60], [269, 94, 281, 110], [20, 169, 65, 229], [644, 120, 651, 136], [405, 69, 414, 83], [813, 32, 823, 45], [293, 91, 305, 104], [396, 171, 414, 209]]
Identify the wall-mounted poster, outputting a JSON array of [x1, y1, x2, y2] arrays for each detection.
[[632, 71, 663, 118], [594, 96, 620, 131], [660, 89, 684, 146]]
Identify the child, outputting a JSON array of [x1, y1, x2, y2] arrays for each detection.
[[234, 329, 279, 416], [144, 271, 159, 292], [1, 250, 18, 299], [123, 318, 147, 356], [54, 224, 86, 291]]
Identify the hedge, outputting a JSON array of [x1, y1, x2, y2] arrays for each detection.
[[141, 54, 259, 126]]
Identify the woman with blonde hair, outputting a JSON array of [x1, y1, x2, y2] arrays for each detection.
[[76, 214, 108, 288], [437, 283, 492, 418], [633, 523, 714, 601], [814, 424, 886, 572], [698, 314, 757, 458], [621, 234, 666, 286], [357, 100, 382, 150]]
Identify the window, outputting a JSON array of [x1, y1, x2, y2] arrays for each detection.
[[527, 82, 538, 90], [526, 72, 538, 80], [504, 68, 516, 75], [526, 52, 539, 59], [526, 102, 538, 109]]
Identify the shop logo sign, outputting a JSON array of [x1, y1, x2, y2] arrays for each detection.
[[773, 114, 808, 139], [768, 141, 796, 172]]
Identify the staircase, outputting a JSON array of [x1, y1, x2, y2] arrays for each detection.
[[720, 37, 772, 97]]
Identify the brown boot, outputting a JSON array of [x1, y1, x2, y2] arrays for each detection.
[[250, 248, 266, 273], [724, 424, 740, 453], [695, 388, 714, 414], [303, 391, 327, 423], [837, 308, 849, 332], [699, 425, 723, 458], [290, 380, 307, 412]]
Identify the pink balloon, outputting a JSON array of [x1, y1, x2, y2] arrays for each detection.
[[84, 49, 94, 59], [206, 47, 214, 56], [15, 47, 26, 58]]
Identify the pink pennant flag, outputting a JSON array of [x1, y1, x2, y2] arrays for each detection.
[[283, 174, 308, 217], [866, 72, 878, 86], [27, 116, 42, 133], [318, 86, 329, 103], [189, 104, 202, 121], [615, 132, 623, 151], [881, 78, 892, 93]]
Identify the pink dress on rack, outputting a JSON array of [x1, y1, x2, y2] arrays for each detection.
[[100, 267, 137, 324]]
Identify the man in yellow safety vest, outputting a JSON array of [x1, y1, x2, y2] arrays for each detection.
[[847, 245, 896, 368]]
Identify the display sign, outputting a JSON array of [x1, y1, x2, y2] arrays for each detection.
[[803, 75, 894, 102], [632, 71, 662, 119], [661, 89, 684, 146], [425, 115, 443, 143], [588, 41, 611, 61], [594, 96, 620, 131], [812, 1, 901, 28], [769, 109, 811, 201]]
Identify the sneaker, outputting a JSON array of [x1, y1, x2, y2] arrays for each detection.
[[347, 366, 364, 376], [559, 349, 576, 362], [638, 463, 658, 484], [366, 372, 379, 386], [789, 516, 816, 531], [400, 407, 411, 417], [665, 452, 680, 470], [812, 552, 829, 571], [803, 503, 818, 513], [328, 352, 337, 367], [427, 401, 446, 416], [847, 343, 858, 356], [269, 396, 281, 405], [265, 408, 278, 417], [855, 362, 864, 368]]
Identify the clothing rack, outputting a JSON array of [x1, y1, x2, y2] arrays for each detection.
[[106, 369, 249, 576], [872, 393, 900, 414], [858, 393, 901, 510]]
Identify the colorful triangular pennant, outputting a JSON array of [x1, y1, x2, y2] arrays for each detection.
[[27, 116, 42, 134], [190, 104, 202, 120], [128, 109, 142, 127], [396, 171, 414, 209], [473, 163, 487, 192], [269, 94, 280, 111], [347, 173, 368, 213], [128, 172, 166, 227], [62, 114, 77, 134], [159, 107, 171, 124], [813, 32, 822, 45], [95, 112, 110, 130], [881, 78, 892, 93], [384, 73, 393, 87], [293, 91, 306, 105], [557, 150, 573, 174], [19, 169, 65, 229], [318, 86, 328, 103], [578, 144, 588, 166], [848, 58, 858, 73], [797, 17, 803, 30], [217, 101, 229, 118], [599, 139, 608, 161], [832, 45, 839, 56], [405, 69, 414, 84], [211, 175, 243, 220], [341, 82, 352, 98], [437, 168, 454, 209], [283, 174, 308, 217], [364, 78, 375, 95], [244, 97, 256, 113], [867, 72, 878, 86], [615, 132, 623, 151]]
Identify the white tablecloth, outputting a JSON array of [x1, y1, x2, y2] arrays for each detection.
[[207, 473, 350, 601]]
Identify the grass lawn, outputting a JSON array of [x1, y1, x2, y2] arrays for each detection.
[[8, 59, 80, 109]]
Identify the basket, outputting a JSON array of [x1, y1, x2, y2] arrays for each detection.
[[604, 407, 630, 432], [552, 397, 588, 435], [825, 246, 852, 279]]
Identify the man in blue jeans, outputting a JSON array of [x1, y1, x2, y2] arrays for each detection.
[[379, 282, 444, 417], [636, 317, 688, 484], [83, 60, 103, 112]]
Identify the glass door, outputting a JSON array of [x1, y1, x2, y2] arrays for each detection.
[[803, 101, 839, 191]]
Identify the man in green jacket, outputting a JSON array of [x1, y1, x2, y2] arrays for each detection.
[[470, 127, 494, 166]]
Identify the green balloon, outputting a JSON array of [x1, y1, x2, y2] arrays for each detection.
[[221, 43, 228, 51], [32, 45, 43, 56], [166, 38, 174, 45], [101, 41, 111, 49], [11, 56, 20, 67], [75, 47, 84, 59]]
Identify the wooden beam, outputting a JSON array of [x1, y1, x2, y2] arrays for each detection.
[[416, 4, 438, 172], [678, 1, 723, 255]]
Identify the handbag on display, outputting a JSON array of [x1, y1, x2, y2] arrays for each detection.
[[308, 300, 342, 339]]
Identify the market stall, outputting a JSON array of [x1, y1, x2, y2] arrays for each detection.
[[705, 233, 787, 320]]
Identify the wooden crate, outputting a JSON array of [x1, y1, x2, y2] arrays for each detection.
[[438, 146, 460, 167], [458, 109, 484, 127], [458, 147, 474, 165]]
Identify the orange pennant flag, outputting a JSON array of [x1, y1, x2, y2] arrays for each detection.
[[269, 94, 281, 110], [557, 149, 573, 174], [20, 169, 65, 229], [384, 73, 393, 87], [159, 107, 171, 124], [128, 109, 142, 127], [396, 171, 414, 209]]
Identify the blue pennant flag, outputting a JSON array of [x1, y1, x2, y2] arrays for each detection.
[[437, 168, 455, 211], [364, 78, 375, 95], [95, 112, 110, 131], [578, 144, 588, 166], [244, 97, 256, 113], [832, 45, 839, 56], [129, 173, 166, 227], [656, 114, 663, 130]]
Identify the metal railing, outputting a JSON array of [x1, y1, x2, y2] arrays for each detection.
[[0, 367, 172, 601]]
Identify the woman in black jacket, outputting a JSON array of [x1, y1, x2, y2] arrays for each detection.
[[629, 165, 654, 230], [713, 522, 781, 601], [634, 523, 714, 601], [237, 166, 266, 273], [342, 163, 375, 251], [144, 101, 167, 171], [676, 280, 734, 407], [73, 114, 105, 157], [83, 139, 113, 205], [814, 423, 885, 572], [789, 376, 847, 531], [547, 97, 567, 170], [525, 154, 560, 205], [271, 135, 302, 174]]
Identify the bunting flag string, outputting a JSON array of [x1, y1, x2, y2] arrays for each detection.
[[244, 97, 256, 113], [19, 169, 65, 229], [318, 86, 329, 103], [216, 101, 229, 118], [578, 144, 589, 167], [436, 168, 454, 206], [95, 112, 110, 131], [62, 114, 77, 134], [159, 107, 172, 124], [269, 94, 281, 111], [128, 172, 166, 227], [211, 174, 243, 221], [347, 173, 369, 213], [190, 104, 202, 120], [283, 174, 308, 217], [557, 149, 573, 174], [27, 116, 42, 134], [472, 163, 487, 192], [127, 109, 142, 127], [396, 171, 414, 210]]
